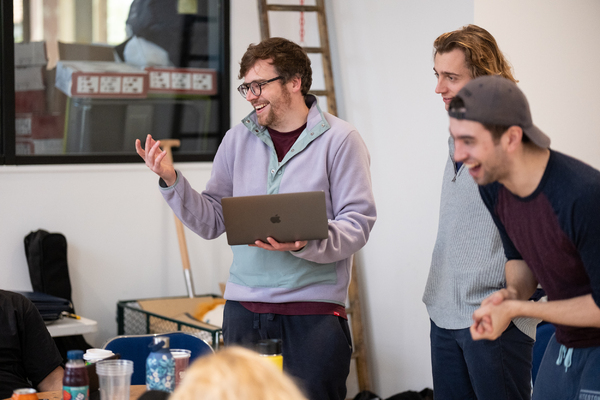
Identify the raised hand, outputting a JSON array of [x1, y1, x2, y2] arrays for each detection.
[[135, 134, 177, 186]]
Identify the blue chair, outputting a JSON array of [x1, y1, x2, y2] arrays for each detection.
[[103, 332, 213, 385]]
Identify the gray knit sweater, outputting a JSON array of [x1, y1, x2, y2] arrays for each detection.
[[423, 137, 538, 339]]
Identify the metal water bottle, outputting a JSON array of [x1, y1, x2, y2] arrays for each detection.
[[146, 336, 176, 392], [256, 338, 283, 370]]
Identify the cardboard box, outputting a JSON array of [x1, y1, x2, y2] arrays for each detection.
[[15, 114, 32, 137], [44, 67, 67, 114], [32, 138, 64, 155], [146, 67, 217, 96], [16, 137, 64, 155], [58, 41, 116, 62], [15, 138, 34, 155], [15, 66, 45, 92], [55, 61, 148, 98], [138, 296, 222, 332], [15, 113, 65, 139], [14, 42, 47, 67], [16, 113, 65, 155], [15, 90, 46, 114]]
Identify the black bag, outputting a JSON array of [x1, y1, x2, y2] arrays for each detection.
[[24, 230, 73, 303], [16, 291, 73, 321], [24, 229, 92, 362]]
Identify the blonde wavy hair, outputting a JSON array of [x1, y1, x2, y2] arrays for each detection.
[[170, 346, 308, 400], [434, 24, 517, 83]]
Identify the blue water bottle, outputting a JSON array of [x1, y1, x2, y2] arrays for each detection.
[[146, 336, 175, 392]]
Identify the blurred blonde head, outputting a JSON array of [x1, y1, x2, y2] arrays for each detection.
[[170, 346, 308, 400]]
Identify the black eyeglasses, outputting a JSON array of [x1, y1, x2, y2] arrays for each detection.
[[237, 76, 282, 98]]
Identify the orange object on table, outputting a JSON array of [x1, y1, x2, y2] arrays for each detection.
[[11, 389, 38, 400]]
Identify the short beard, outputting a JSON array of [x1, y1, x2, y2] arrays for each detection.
[[261, 85, 292, 129]]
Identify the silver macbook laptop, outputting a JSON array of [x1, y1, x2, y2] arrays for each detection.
[[221, 191, 329, 246]]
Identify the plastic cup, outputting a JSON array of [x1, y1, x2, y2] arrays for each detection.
[[170, 349, 191, 387], [96, 359, 134, 400]]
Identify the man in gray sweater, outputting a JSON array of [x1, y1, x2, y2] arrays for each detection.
[[422, 25, 538, 400]]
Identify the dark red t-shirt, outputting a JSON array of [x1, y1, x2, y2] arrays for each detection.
[[267, 123, 306, 162]]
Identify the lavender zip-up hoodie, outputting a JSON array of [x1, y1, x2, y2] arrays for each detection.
[[160, 95, 376, 305]]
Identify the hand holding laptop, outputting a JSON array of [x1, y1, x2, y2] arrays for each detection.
[[221, 191, 329, 246], [250, 237, 308, 252]]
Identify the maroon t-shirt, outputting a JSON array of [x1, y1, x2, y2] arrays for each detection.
[[479, 150, 600, 348], [240, 301, 347, 319], [267, 123, 306, 162]]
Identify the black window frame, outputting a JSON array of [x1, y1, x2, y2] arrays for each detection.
[[0, 0, 230, 165]]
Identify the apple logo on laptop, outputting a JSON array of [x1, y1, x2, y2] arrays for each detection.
[[270, 214, 281, 223]]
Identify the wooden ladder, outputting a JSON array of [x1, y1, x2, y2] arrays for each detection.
[[347, 258, 372, 392], [258, 0, 337, 116], [257, 1, 371, 392]]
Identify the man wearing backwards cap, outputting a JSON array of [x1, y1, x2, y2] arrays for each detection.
[[449, 75, 600, 399]]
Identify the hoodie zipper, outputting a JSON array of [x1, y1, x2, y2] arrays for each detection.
[[452, 161, 459, 182]]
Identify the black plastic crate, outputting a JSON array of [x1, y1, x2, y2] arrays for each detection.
[[117, 295, 223, 349]]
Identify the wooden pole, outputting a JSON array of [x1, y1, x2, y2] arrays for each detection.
[[159, 139, 195, 298]]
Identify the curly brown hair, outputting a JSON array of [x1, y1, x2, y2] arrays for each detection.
[[238, 37, 312, 96], [434, 24, 517, 83]]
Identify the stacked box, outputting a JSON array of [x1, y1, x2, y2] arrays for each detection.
[[13, 42, 61, 154], [55, 61, 148, 99], [14, 66, 45, 92], [14, 42, 47, 104], [146, 66, 217, 96], [14, 41, 47, 66], [15, 90, 46, 114], [16, 113, 65, 155]]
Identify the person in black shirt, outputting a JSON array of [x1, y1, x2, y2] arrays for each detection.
[[448, 75, 600, 400], [0, 290, 63, 398]]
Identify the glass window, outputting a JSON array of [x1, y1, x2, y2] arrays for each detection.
[[2, 0, 230, 164]]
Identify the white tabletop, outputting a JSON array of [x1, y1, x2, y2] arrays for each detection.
[[45, 316, 98, 337]]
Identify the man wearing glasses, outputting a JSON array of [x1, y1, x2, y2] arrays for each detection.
[[136, 37, 376, 400]]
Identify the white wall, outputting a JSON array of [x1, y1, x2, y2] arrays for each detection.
[[1, 1, 599, 398], [475, 0, 600, 170], [327, 1, 473, 395], [0, 163, 232, 346]]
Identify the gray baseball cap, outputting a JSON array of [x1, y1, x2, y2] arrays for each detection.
[[448, 75, 550, 148]]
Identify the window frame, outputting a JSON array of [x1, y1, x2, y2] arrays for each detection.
[[0, 0, 230, 165]]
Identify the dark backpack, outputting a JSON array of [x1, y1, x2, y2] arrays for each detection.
[[24, 230, 73, 303], [24, 229, 92, 362]]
